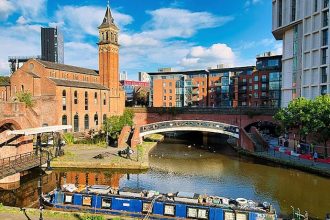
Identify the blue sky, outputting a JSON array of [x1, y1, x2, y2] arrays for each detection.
[[0, 0, 281, 79]]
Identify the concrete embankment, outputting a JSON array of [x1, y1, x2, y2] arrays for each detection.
[[235, 147, 330, 178], [51, 134, 164, 170]]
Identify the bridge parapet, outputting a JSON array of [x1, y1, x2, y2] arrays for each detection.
[[0, 102, 27, 118], [140, 120, 239, 139], [129, 107, 278, 116]]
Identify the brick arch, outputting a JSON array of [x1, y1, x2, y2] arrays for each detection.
[[244, 119, 278, 132], [0, 119, 22, 130]]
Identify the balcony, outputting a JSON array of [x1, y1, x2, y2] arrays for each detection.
[[261, 87, 268, 92], [192, 90, 199, 95]]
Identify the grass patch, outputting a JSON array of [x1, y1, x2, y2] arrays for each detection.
[[144, 134, 164, 142], [0, 206, 129, 220]]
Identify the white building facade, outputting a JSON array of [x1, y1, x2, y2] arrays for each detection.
[[272, 0, 329, 106]]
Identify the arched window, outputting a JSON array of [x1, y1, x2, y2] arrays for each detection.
[[74, 114, 79, 132], [21, 85, 24, 92], [94, 92, 98, 104], [103, 114, 107, 124], [85, 91, 88, 110], [62, 115, 67, 125], [114, 34, 117, 43], [84, 114, 89, 130], [74, 91, 78, 104], [62, 90, 66, 111], [94, 113, 98, 126], [106, 32, 108, 41], [111, 32, 113, 41], [103, 93, 106, 105], [102, 32, 104, 41]]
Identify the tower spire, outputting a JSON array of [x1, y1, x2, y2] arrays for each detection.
[[107, 0, 110, 8]]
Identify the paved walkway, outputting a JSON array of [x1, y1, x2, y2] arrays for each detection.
[[255, 149, 330, 176]]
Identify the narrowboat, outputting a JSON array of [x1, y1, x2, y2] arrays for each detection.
[[43, 184, 277, 220]]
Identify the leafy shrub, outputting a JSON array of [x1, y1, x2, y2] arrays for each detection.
[[16, 91, 34, 107], [82, 215, 106, 220], [63, 133, 75, 145]]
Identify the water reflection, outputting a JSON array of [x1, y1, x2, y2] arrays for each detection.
[[0, 169, 124, 208], [0, 137, 329, 219]]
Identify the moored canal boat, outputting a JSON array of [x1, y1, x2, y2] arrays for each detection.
[[43, 184, 277, 220]]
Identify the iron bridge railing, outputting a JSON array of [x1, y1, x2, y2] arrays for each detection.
[[0, 151, 50, 180], [140, 120, 239, 135]]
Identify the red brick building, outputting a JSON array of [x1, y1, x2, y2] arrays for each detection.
[[233, 53, 282, 107], [148, 53, 282, 108], [0, 5, 125, 132]]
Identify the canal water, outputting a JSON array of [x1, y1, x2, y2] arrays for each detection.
[[0, 135, 329, 218]]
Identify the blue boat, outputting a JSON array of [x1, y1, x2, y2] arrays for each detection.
[[43, 184, 277, 220]]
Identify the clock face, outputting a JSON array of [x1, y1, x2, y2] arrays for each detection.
[[29, 63, 34, 70]]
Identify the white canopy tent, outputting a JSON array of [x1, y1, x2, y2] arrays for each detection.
[[6, 125, 72, 136]]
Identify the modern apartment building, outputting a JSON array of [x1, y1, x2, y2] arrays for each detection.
[[272, 0, 330, 106], [234, 53, 282, 107], [41, 27, 64, 64], [148, 53, 282, 108], [148, 67, 255, 107]]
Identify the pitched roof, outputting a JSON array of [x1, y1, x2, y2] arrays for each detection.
[[36, 59, 99, 76], [98, 6, 118, 29], [0, 76, 10, 86], [48, 78, 109, 90], [22, 70, 41, 78]]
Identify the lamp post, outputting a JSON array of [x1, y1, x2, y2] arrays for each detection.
[[37, 133, 52, 220]]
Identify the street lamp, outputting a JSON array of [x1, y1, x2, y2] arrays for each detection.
[[37, 133, 52, 220]]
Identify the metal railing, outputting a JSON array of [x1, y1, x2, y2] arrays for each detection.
[[129, 107, 279, 115], [140, 120, 239, 135], [0, 151, 49, 179]]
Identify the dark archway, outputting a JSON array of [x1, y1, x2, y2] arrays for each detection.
[[244, 121, 278, 134]]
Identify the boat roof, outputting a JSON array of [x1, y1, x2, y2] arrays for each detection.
[[177, 192, 195, 198], [119, 187, 144, 193], [7, 125, 72, 136]]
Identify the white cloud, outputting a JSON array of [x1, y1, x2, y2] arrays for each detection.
[[141, 8, 233, 40], [55, 5, 133, 38], [14, 0, 47, 21], [0, 3, 238, 77], [16, 16, 28, 25], [0, 0, 14, 21], [0, 24, 41, 74], [237, 38, 282, 55], [180, 44, 235, 69], [64, 42, 98, 69], [118, 7, 234, 73], [245, 0, 263, 8]]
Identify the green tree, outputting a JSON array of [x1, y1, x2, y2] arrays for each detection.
[[103, 109, 134, 139], [16, 91, 34, 107], [312, 95, 330, 157], [274, 97, 314, 141]]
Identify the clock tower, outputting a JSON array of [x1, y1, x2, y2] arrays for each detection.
[[98, 4, 124, 115]]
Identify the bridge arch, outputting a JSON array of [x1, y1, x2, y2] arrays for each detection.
[[0, 119, 22, 131], [139, 120, 239, 139], [244, 120, 278, 133]]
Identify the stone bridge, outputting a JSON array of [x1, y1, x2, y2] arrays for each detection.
[[129, 107, 278, 152], [0, 102, 39, 184], [140, 120, 239, 139]]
